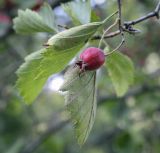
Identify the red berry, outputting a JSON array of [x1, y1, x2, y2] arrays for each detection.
[[78, 47, 105, 71]]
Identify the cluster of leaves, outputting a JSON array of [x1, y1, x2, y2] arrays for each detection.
[[13, 1, 134, 145]]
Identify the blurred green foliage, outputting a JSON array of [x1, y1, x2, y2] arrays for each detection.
[[0, 0, 160, 153]]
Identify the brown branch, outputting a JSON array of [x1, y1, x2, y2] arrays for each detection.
[[117, 0, 123, 32], [92, 1, 160, 40], [117, 0, 125, 48], [91, 29, 121, 41], [124, 1, 160, 28]]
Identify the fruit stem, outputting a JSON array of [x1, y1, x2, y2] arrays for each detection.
[[105, 37, 125, 56]]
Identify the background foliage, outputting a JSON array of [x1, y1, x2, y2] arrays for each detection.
[[0, 0, 160, 153]]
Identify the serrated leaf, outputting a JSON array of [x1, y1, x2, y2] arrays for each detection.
[[62, 0, 91, 25], [106, 52, 134, 96], [37, 22, 103, 79], [36, 43, 84, 80], [60, 66, 97, 145], [37, 23, 102, 78], [16, 49, 46, 104], [16, 13, 115, 104], [16, 42, 84, 104], [13, 4, 57, 34]]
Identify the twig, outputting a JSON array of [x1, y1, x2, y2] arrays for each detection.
[[105, 37, 124, 56], [91, 30, 120, 40], [117, 0, 125, 48], [124, 1, 160, 29], [103, 30, 121, 38], [117, 0, 123, 32], [91, 1, 160, 40], [101, 0, 125, 54]]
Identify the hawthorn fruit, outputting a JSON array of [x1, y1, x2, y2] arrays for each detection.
[[76, 47, 105, 71]]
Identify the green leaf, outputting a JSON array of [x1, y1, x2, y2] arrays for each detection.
[[46, 22, 102, 50], [16, 42, 83, 104], [16, 49, 46, 104], [16, 14, 115, 104], [13, 4, 57, 34], [62, 0, 91, 25], [32, 21, 105, 99], [106, 52, 134, 96], [36, 44, 84, 79], [37, 22, 103, 79], [60, 66, 97, 145]]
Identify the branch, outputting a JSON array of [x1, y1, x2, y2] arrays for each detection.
[[91, 31, 121, 40], [124, 1, 160, 28], [91, 1, 160, 40], [117, 0, 123, 32], [117, 0, 125, 48]]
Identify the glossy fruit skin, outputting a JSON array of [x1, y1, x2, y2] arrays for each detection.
[[78, 47, 105, 71]]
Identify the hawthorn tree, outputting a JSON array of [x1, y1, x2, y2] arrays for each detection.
[[0, 0, 160, 153]]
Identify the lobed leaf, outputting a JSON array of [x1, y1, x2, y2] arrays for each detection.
[[13, 3, 57, 34], [16, 21, 103, 103], [16, 49, 46, 104], [36, 22, 103, 79], [106, 52, 134, 96], [36, 44, 84, 79], [60, 66, 97, 145], [16, 42, 83, 104]]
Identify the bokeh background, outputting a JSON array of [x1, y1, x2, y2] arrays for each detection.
[[0, 0, 160, 153]]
